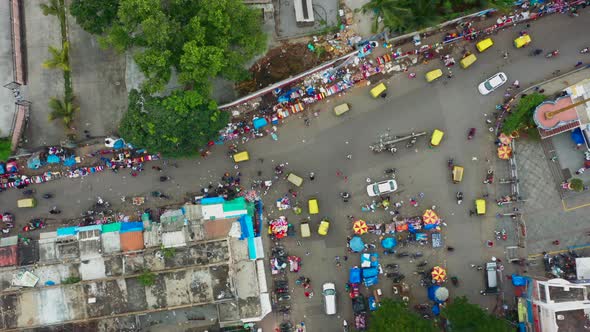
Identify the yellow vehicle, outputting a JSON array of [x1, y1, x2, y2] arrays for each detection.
[[425, 69, 443, 82], [452, 166, 464, 183], [17, 198, 37, 208], [287, 173, 303, 187], [308, 197, 319, 215], [476, 199, 486, 215], [233, 151, 250, 163], [514, 34, 531, 48], [430, 129, 445, 147], [370, 83, 387, 98], [460, 54, 477, 69], [301, 221, 311, 238], [334, 103, 350, 116], [476, 38, 494, 52], [318, 218, 330, 236]]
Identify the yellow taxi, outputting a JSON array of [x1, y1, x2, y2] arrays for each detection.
[[425, 69, 443, 82], [476, 38, 494, 52]]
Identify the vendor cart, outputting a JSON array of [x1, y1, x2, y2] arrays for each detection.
[[132, 196, 145, 206]]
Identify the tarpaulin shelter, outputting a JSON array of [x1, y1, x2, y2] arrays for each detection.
[[431, 266, 447, 282], [46, 155, 60, 164], [572, 128, 585, 145], [350, 236, 365, 252], [498, 133, 512, 145], [353, 220, 368, 235], [422, 209, 439, 225], [349, 267, 361, 283], [362, 267, 379, 278], [63, 156, 77, 167], [252, 117, 268, 130], [27, 152, 42, 169], [497, 145, 512, 160], [381, 237, 396, 249]]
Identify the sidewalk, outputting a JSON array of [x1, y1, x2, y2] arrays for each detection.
[[0, 0, 15, 138]]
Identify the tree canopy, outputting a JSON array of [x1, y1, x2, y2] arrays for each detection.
[[442, 296, 512, 332], [70, 0, 120, 35], [100, 0, 266, 94], [368, 299, 436, 332], [502, 92, 546, 134], [363, 0, 514, 33], [119, 90, 229, 156]]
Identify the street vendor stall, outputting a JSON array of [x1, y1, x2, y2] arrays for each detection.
[[497, 145, 512, 160], [269, 216, 289, 239], [431, 266, 447, 283], [353, 220, 368, 235]]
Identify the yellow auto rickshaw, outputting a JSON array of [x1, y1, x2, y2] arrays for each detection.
[[301, 221, 311, 238], [514, 34, 531, 48], [430, 129, 445, 147], [370, 83, 387, 98], [334, 103, 350, 116], [476, 199, 486, 215], [233, 151, 250, 163], [308, 197, 319, 215], [318, 218, 330, 236], [425, 69, 443, 82], [460, 53, 477, 69], [287, 173, 303, 187], [476, 38, 494, 53], [452, 165, 464, 183], [17, 198, 37, 208]]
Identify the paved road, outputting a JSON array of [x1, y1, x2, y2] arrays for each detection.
[[1, 10, 590, 332]]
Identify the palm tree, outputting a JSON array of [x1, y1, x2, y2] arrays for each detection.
[[403, 0, 440, 32], [362, 0, 411, 33], [42, 42, 70, 71], [48, 96, 78, 128]]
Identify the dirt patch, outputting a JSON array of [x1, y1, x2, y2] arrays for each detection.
[[237, 42, 330, 96]]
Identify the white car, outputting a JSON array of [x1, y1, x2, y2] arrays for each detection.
[[366, 179, 398, 197], [478, 72, 508, 95], [322, 282, 337, 315]]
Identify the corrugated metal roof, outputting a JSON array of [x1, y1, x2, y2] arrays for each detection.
[[39, 231, 57, 239], [143, 228, 162, 248], [0, 236, 18, 247], [120, 231, 144, 252], [162, 230, 187, 248], [0, 245, 17, 267], [78, 229, 100, 240], [101, 222, 122, 233], [183, 204, 203, 221], [160, 209, 184, 224]]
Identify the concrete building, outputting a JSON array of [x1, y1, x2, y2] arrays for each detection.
[[0, 198, 270, 330], [526, 277, 590, 331]]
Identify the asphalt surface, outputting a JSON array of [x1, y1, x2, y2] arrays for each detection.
[[1, 10, 590, 332]]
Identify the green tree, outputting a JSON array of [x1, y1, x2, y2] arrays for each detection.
[[569, 178, 584, 192], [133, 49, 173, 94], [502, 93, 546, 135], [403, 0, 440, 32], [48, 96, 78, 128], [362, 0, 410, 33], [369, 299, 436, 332], [40, 0, 60, 16], [43, 43, 70, 72], [70, 0, 120, 35], [119, 90, 229, 156], [442, 296, 511, 332]]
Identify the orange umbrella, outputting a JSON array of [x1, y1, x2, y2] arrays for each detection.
[[431, 266, 447, 282], [498, 133, 512, 145], [422, 209, 439, 225], [353, 220, 368, 235], [497, 145, 512, 160]]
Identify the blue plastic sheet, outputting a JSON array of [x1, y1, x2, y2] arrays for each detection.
[[252, 117, 268, 129], [571, 128, 585, 145], [362, 267, 379, 278], [350, 236, 364, 252], [349, 267, 361, 284], [512, 274, 527, 286], [381, 237, 396, 249]]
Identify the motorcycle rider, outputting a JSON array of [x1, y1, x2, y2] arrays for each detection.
[[456, 192, 463, 205], [49, 206, 61, 214]]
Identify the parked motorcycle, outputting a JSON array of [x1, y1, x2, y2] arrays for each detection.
[[385, 263, 400, 270], [530, 48, 543, 56], [340, 192, 351, 203], [467, 128, 476, 140], [396, 252, 410, 258], [545, 49, 559, 58], [411, 252, 423, 259], [42, 193, 53, 199], [456, 191, 463, 205], [581, 47, 589, 54], [343, 320, 349, 332]]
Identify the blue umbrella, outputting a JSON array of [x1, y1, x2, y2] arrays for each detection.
[[350, 236, 365, 252], [381, 237, 396, 249]]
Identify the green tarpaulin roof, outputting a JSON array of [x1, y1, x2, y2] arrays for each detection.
[[223, 197, 247, 212], [101, 222, 121, 233]]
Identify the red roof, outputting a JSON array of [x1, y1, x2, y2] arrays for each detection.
[[0, 245, 18, 267], [120, 232, 144, 252], [538, 121, 580, 139]]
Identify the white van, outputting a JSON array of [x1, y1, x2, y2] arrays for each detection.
[[485, 262, 499, 294], [322, 282, 337, 315]]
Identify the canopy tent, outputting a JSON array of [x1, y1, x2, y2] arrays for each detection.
[[498, 133, 512, 145], [422, 209, 439, 225], [350, 236, 365, 252], [497, 145, 512, 160], [349, 267, 361, 284], [353, 220, 368, 235], [381, 237, 397, 249], [27, 152, 42, 169], [431, 266, 447, 282], [46, 155, 60, 164]]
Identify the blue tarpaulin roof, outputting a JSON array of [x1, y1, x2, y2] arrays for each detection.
[[252, 117, 268, 129], [76, 225, 102, 232], [47, 155, 60, 163], [350, 236, 364, 252], [362, 267, 379, 278], [572, 128, 585, 145], [113, 139, 125, 149], [201, 197, 225, 205], [120, 222, 143, 233], [349, 267, 361, 284], [57, 227, 77, 237], [63, 156, 76, 167], [381, 237, 396, 249]]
